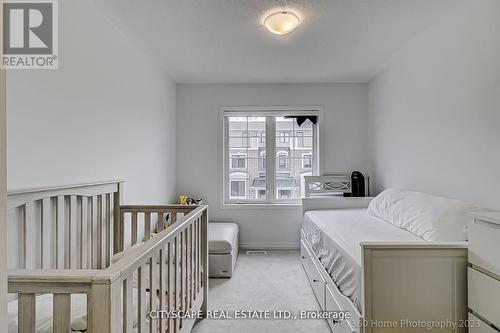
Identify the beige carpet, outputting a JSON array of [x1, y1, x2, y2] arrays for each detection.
[[192, 250, 331, 333]]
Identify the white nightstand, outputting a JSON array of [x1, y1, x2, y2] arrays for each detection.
[[468, 212, 500, 333]]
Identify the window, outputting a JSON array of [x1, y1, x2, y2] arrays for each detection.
[[278, 189, 292, 199], [296, 131, 304, 147], [230, 180, 246, 198], [224, 110, 319, 204], [278, 131, 290, 143], [302, 153, 312, 168], [259, 151, 266, 170], [231, 154, 246, 169], [277, 151, 288, 169], [241, 131, 248, 147], [256, 189, 266, 199]]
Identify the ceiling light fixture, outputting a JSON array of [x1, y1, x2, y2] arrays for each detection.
[[263, 11, 300, 35]]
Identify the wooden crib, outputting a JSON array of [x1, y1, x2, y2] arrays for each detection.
[[7, 180, 208, 333]]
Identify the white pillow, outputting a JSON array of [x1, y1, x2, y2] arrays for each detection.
[[367, 189, 478, 241]]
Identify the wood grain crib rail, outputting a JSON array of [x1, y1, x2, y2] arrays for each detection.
[[7, 180, 123, 270], [92, 204, 209, 333], [7, 181, 209, 333]]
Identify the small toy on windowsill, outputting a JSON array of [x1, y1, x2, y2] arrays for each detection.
[[179, 195, 203, 205]]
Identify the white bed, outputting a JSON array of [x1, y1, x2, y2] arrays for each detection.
[[301, 187, 473, 333], [302, 208, 423, 311]]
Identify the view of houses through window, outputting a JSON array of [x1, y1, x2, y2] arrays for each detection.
[[225, 113, 317, 203]]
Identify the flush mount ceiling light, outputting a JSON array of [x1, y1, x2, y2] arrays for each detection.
[[263, 11, 300, 35]]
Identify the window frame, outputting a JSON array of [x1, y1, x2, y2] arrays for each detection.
[[278, 131, 290, 143], [276, 150, 289, 170], [296, 131, 304, 147], [229, 179, 247, 200], [230, 153, 247, 169], [302, 153, 312, 169], [221, 107, 321, 207]]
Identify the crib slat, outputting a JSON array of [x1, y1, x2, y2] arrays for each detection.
[[196, 218, 200, 292], [187, 225, 192, 308], [70, 195, 78, 269], [96, 195, 103, 269], [42, 198, 52, 269], [138, 264, 147, 333], [131, 212, 138, 245], [123, 277, 134, 333], [158, 212, 164, 232], [168, 242, 174, 333], [149, 253, 158, 333], [105, 194, 111, 267], [18, 293, 36, 332], [201, 210, 209, 316], [181, 230, 186, 327], [87, 293, 93, 332], [53, 294, 71, 333], [175, 236, 180, 331], [81, 197, 88, 269], [190, 223, 195, 305], [101, 194, 107, 268], [109, 196, 114, 261], [56, 196, 65, 269], [159, 247, 166, 331], [112, 187, 123, 255], [24, 202, 35, 269], [144, 213, 151, 241], [91, 196, 99, 269]]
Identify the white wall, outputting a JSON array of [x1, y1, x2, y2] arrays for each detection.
[[7, 0, 177, 204], [177, 83, 369, 248], [368, 0, 500, 209]]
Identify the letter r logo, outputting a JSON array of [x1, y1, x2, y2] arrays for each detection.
[[3, 2, 53, 54]]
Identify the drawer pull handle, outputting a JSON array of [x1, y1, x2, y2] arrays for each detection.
[[301, 256, 306, 259], [313, 279, 319, 283]]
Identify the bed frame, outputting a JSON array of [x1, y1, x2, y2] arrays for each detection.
[[301, 197, 468, 333], [304, 174, 370, 198], [7, 180, 208, 333]]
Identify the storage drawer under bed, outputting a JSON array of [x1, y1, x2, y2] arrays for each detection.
[[301, 239, 326, 310], [325, 284, 355, 333], [301, 238, 311, 260], [303, 255, 326, 310]]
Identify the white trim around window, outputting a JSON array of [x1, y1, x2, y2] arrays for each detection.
[[220, 106, 322, 208]]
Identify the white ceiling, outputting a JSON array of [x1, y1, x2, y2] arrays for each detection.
[[93, 0, 457, 83]]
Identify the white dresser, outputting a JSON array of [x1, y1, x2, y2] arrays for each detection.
[[468, 212, 500, 333]]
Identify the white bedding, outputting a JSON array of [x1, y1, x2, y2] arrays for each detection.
[[302, 208, 424, 312]]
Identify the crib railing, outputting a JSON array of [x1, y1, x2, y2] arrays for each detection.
[[8, 204, 209, 333], [7, 180, 123, 270], [119, 204, 198, 251], [8, 270, 99, 332]]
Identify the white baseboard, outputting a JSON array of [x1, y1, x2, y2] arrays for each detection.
[[239, 242, 299, 250]]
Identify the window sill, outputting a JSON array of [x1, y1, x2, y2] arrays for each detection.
[[220, 203, 302, 210]]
